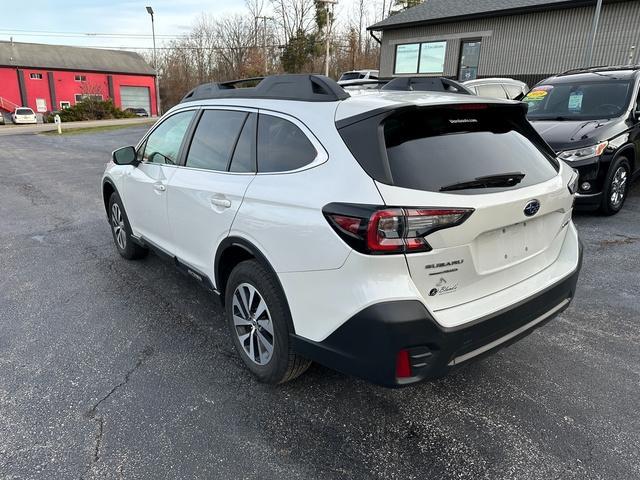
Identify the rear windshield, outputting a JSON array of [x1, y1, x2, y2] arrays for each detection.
[[383, 108, 558, 193], [16, 109, 33, 115], [338, 105, 558, 194], [525, 80, 632, 120]]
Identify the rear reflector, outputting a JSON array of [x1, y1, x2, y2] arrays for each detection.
[[396, 350, 412, 378]]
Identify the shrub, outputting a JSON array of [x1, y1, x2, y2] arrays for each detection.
[[56, 100, 136, 122]]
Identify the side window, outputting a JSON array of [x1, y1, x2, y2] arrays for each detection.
[[229, 113, 257, 173], [257, 114, 317, 173], [143, 110, 194, 165], [185, 109, 248, 171], [476, 84, 508, 99]]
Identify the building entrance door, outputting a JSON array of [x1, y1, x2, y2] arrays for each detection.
[[459, 40, 482, 81]]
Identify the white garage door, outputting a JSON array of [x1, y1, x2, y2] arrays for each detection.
[[120, 86, 151, 114]]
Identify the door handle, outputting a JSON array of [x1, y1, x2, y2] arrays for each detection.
[[210, 198, 231, 208], [153, 184, 166, 192]]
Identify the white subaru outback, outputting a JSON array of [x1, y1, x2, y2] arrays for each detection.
[[102, 75, 582, 387]]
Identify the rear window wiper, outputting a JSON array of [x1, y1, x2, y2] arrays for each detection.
[[439, 172, 525, 192]]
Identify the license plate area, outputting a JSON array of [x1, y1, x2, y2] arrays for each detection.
[[473, 217, 549, 273]]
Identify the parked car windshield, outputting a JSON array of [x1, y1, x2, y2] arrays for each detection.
[[339, 72, 363, 81], [16, 108, 33, 115], [525, 79, 633, 120]]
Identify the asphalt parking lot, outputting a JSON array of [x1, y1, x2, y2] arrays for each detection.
[[0, 126, 639, 480]]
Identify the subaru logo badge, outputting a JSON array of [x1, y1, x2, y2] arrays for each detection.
[[524, 199, 540, 217]]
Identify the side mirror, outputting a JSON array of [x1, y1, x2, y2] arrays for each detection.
[[112, 146, 138, 165]]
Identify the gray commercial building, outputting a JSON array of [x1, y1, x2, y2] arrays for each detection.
[[368, 0, 640, 86]]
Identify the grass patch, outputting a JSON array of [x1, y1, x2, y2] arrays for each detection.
[[42, 122, 155, 136]]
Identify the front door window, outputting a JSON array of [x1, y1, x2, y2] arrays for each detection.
[[459, 40, 482, 81]]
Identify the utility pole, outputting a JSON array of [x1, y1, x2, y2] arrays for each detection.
[[256, 16, 271, 75], [146, 6, 161, 116], [318, 0, 338, 77], [585, 0, 603, 67]]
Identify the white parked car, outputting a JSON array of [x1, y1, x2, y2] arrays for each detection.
[[12, 107, 37, 124], [463, 78, 529, 100], [102, 75, 582, 387], [338, 69, 379, 86]]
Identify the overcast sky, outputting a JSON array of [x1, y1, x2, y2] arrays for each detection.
[[1, 0, 370, 51]]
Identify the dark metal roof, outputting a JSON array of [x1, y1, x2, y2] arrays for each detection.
[[368, 0, 624, 30], [0, 41, 155, 75]]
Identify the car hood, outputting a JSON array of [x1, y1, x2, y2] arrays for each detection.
[[529, 117, 623, 152]]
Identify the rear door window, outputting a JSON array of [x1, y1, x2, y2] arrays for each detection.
[[257, 114, 316, 172], [185, 110, 248, 171], [382, 107, 558, 193], [229, 113, 257, 173]]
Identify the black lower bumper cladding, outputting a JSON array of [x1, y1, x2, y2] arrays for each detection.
[[293, 244, 583, 387]]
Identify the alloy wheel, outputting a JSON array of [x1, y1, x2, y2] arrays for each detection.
[[610, 166, 628, 208], [111, 203, 127, 250], [232, 283, 274, 365]]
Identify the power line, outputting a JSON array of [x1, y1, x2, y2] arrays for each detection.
[[0, 28, 187, 38]]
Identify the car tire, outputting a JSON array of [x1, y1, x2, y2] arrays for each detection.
[[108, 192, 148, 260], [225, 260, 311, 384], [600, 156, 631, 215]]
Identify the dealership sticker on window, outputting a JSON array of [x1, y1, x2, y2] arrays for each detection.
[[568, 91, 583, 112], [524, 85, 553, 102]]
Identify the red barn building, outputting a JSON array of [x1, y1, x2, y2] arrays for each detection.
[[0, 40, 157, 118]]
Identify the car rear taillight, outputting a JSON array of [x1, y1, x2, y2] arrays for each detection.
[[324, 203, 473, 255]]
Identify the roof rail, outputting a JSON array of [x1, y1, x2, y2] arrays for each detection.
[[559, 64, 640, 76], [180, 74, 350, 103], [381, 76, 473, 95]]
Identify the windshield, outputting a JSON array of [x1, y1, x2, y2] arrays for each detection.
[[339, 72, 362, 81], [379, 107, 558, 194], [16, 108, 33, 115], [525, 80, 632, 120]]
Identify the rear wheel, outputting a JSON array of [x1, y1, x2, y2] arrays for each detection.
[[225, 260, 310, 384], [108, 192, 148, 260], [600, 157, 630, 215]]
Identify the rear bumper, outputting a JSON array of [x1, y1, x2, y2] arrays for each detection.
[[293, 241, 583, 387]]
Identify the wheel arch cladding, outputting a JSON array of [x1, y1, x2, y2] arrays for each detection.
[[614, 145, 635, 173], [215, 236, 297, 334], [102, 180, 116, 217]]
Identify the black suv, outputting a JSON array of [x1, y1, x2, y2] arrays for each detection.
[[525, 66, 640, 214]]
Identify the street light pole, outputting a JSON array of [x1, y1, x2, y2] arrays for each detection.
[[146, 6, 162, 116], [317, 0, 337, 77], [256, 16, 270, 75], [585, 0, 603, 67]]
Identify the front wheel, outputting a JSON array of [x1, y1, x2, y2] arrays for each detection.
[[225, 260, 310, 384], [108, 192, 148, 260], [600, 157, 630, 215]]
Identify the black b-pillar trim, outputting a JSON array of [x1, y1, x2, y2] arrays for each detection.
[[47, 71, 56, 110], [17, 69, 27, 106], [107, 75, 115, 102]]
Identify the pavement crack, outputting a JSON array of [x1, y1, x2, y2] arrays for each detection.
[[81, 346, 154, 478]]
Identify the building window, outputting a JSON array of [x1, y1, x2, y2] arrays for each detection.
[[74, 94, 102, 103], [30, 73, 43, 80], [394, 41, 447, 75], [74, 75, 87, 82], [60, 101, 71, 109]]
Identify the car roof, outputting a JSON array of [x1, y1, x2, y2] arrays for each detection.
[[543, 69, 639, 83], [463, 78, 526, 86], [334, 90, 517, 123], [174, 90, 517, 128], [342, 69, 378, 74]]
